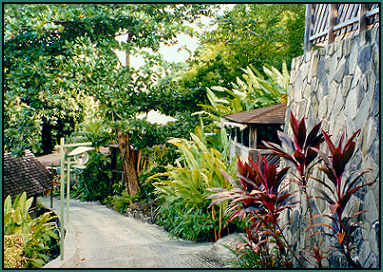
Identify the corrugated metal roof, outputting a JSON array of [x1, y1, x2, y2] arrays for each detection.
[[223, 103, 287, 125], [4, 150, 53, 199]]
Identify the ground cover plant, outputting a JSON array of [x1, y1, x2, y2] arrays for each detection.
[[4, 192, 59, 268], [209, 111, 376, 268]]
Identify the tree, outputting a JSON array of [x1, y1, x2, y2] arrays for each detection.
[[4, 4, 215, 196], [153, 4, 305, 122], [201, 4, 305, 72]]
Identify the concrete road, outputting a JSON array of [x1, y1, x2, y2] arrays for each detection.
[[41, 197, 224, 268]]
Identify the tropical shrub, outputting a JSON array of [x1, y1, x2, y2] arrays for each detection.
[[209, 111, 376, 268], [306, 129, 376, 267], [105, 191, 139, 213], [72, 151, 115, 201], [150, 126, 240, 241], [4, 192, 58, 268], [209, 155, 297, 267]]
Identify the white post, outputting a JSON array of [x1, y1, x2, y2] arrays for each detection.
[[59, 137, 65, 260], [66, 159, 71, 223]]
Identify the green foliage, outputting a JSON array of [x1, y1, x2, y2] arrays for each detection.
[[196, 64, 289, 125], [4, 4, 214, 155], [105, 191, 138, 213], [150, 126, 237, 241], [4, 193, 58, 268], [72, 151, 115, 201], [72, 119, 114, 148], [201, 4, 305, 72]]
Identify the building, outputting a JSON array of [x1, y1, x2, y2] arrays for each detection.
[[4, 150, 53, 206], [221, 103, 286, 164]]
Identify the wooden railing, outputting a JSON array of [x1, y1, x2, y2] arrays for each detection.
[[304, 3, 380, 53]]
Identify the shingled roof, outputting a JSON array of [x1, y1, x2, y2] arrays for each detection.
[[223, 103, 287, 125], [4, 150, 53, 199]]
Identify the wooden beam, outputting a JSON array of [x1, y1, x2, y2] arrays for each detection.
[[249, 127, 257, 148], [304, 4, 313, 57], [359, 4, 368, 33], [327, 4, 337, 44]]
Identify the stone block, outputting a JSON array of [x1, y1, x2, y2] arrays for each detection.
[[348, 41, 359, 70], [369, 84, 379, 118], [327, 43, 335, 56], [341, 75, 353, 97], [343, 38, 351, 57], [351, 66, 361, 88], [360, 117, 377, 157], [361, 74, 368, 92], [362, 190, 379, 226], [352, 96, 370, 132], [358, 46, 372, 72], [317, 58, 328, 90], [328, 81, 339, 107], [318, 95, 328, 119], [367, 71, 376, 94], [310, 94, 319, 119], [369, 138, 379, 162], [361, 156, 379, 184], [344, 86, 362, 120], [330, 92, 345, 118], [309, 56, 319, 82], [329, 111, 346, 136], [332, 58, 346, 83], [359, 241, 372, 267]]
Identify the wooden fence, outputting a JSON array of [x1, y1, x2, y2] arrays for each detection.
[[304, 3, 379, 53]]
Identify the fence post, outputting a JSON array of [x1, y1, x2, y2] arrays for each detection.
[[327, 4, 337, 44], [304, 4, 313, 60], [359, 4, 368, 33]]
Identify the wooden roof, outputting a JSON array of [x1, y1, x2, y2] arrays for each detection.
[[223, 103, 286, 125], [4, 150, 53, 199]]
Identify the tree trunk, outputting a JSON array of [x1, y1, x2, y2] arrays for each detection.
[[41, 118, 54, 155], [117, 130, 139, 196]]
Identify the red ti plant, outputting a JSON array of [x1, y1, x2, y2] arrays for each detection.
[[263, 111, 324, 191], [263, 111, 325, 251], [307, 129, 376, 268], [209, 155, 300, 267]]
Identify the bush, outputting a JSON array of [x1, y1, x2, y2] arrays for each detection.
[[105, 191, 138, 213], [72, 151, 115, 201], [4, 234, 27, 268], [4, 192, 58, 268], [150, 127, 241, 241]]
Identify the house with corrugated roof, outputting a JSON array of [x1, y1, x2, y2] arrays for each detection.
[[4, 150, 53, 207], [221, 103, 286, 164]]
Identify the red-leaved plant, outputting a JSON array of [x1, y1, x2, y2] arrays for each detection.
[[263, 111, 324, 190], [209, 110, 376, 268], [263, 111, 325, 263], [307, 129, 377, 268], [209, 154, 299, 267]]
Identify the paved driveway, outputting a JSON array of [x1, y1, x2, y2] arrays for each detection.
[[41, 197, 224, 268]]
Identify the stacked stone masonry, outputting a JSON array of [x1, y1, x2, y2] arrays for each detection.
[[284, 26, 379, 268]]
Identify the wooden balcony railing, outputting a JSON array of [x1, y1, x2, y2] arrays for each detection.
[[304, 3, 380, 54]]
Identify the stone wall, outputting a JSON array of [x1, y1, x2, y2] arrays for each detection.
[[284, 26, 379, 268]]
